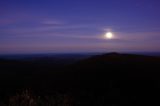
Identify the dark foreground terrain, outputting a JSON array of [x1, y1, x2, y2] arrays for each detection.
[[0, 53, 160, 105]]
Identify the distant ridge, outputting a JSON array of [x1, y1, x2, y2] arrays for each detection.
[[73, 52, 160, 65], [69, 52, 160, 80]]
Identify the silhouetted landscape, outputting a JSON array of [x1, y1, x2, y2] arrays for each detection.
[[0, 52, 160, 105]]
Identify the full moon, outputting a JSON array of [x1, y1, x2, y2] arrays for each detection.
[[105, 32, 113, 39]]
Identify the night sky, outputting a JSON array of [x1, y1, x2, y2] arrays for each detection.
[[0, 0, 160, 54]]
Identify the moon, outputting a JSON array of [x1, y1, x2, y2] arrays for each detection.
[[105, 32, 113, 39]]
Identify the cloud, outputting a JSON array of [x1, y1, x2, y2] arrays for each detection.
[[115, 31, 160, 41], [41, 20, 65, 25], [1, 12, 160, 52], [0, 17, 101, 40]]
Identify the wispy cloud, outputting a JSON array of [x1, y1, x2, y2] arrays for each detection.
[[41, 19, 65, 25], [1, 12, 160, 53]]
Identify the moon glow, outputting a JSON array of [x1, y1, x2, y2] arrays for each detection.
[[105, 32, 113, 39]]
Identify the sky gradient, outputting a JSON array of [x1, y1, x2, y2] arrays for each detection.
[[0, 0, 160, 54]]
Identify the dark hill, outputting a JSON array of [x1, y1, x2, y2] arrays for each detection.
[[74, 52, 160, 66], [0, 53, 160, 105], [59, 53, 160, 105], [68, 53, 160, 79]]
